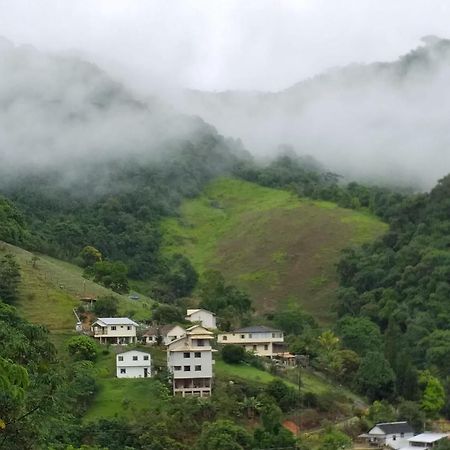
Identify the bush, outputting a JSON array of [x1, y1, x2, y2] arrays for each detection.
[[221, 344, 246, 364], [93, 296, 119, 317], [67, 335, 97, 361]]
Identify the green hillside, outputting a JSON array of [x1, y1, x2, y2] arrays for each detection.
[[162, 178, 387, 323], [0, 241, 153, 334]]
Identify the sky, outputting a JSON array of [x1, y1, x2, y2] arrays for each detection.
[[0, 0, 449, 92]]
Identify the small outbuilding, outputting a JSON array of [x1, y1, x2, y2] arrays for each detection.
[[116, 350, 151, 379]]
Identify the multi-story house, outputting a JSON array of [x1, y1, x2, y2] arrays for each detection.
[[217, 325, 284, 358], [142, 324, 186, 345], [167, 324, 215, 397], [116, 350, 151, 378], [185, 308, 217, 329], [91, 317, 138, 344]]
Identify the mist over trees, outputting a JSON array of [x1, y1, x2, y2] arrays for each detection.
[[176, 37, 450, 189]]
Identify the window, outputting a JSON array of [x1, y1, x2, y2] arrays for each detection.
[[249, 333, 252, 338], [174, 366, 181, 371], [253, 345, 257, 351], [194, 352, 201, 358], [197, 339, 204, 346], [111, 326, 116, 331], [183, 352, 190, 358], [132, 356, 138, 361], [120, 368, 126, 374], [241, 334, 245, 339], [195, 365, 201, 371], [143, 355, 149, 360], [184, 366, 191, 371], [264, 345, 268, 350], [127, 326, 131, 330], [148, 336, 153, 341], [272, 333, 275, 338], [120, 325, 124, 328], [222, 336, 227, 341], [118, 356, 123, 361]]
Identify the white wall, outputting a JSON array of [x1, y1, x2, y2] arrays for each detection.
[[168, 350, 213, 379], [94, 324, 137, 338], [116, 366, 151, 378], [187, 311, 216, 329], [116, 350, 151, 378]]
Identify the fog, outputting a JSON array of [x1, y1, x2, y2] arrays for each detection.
[[1, 1, 450, 189], [0, 37, 212, 175], [175, 37, 450, 189]]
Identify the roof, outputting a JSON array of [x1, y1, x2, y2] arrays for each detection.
[[117, 350, 151, 356], [94, 317, 138, 326], [142, 324, 183, 337], [186, 308, 215, 316], [408, 433, 448, 443], [186, 324, 213, 334], [371, 422, 414, 435], [234, 325, 282, 333]]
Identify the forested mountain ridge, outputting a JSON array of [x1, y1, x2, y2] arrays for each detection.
[[175, 36, 450, 188]]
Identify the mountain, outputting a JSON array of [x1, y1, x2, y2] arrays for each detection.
[[174, 36, 450, 189], [162, 177, 387, 323]]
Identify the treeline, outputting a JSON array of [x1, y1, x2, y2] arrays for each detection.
[[235, 152, 407, 221], [0, 134, 245, 297], [334, 174, 450, 415]]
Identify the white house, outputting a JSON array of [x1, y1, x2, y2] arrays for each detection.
[[359, 422, 415, 448], [91, 317, 138, 345], [167, 324, 216, 397], [142, 324, 186, 345], [402, 433, 449, 449], [217, 325, 284, 358], [185, 309, 216, 329], [116, 350, 151, 378]]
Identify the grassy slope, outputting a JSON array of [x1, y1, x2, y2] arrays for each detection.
[[162, 178, 387, 323], [84, 347, 168, 421], [0, 241, 153, 335]]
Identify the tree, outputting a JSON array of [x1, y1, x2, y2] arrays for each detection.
[[355, 352, 395, 401], [93, 296, 119, 317], [274, 307, 317, 335], [422, 330, 450, 376], [80, 246, 102, 268], [397, 401, 425, 433], [435, 439, 450, 450], [163, 254, 198, 298], [67, 336, 97, 361], [91, 260, 129, 293], [221, 344, 246, 364], [319, 429, 352, 450], [0, 254, 21, 304], [152, 303, 184, 324], [420, 372, 445, 418], [196, 420, 253, 450], [367, 400, 396, 425], [265, 379, 298, 411], [336, 316, 382, 356]]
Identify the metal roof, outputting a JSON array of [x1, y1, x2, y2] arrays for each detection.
[[375, 422, 414, 435], [234, 325, 282, 333], [95, 317, 138, 326], [408, 433, 448, 443]]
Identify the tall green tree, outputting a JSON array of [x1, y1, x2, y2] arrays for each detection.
[[0, 254, 21, 304]]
